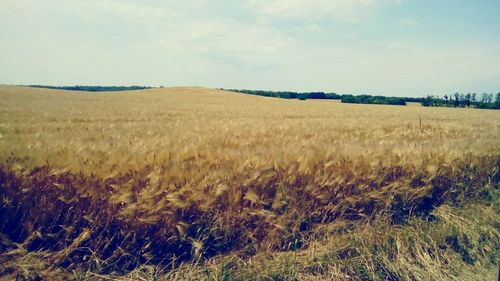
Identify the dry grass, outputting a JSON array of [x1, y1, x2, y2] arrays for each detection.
[[0, 85, 499, 280]]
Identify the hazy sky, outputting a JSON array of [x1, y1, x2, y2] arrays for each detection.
[[1, 0, 499, 96]]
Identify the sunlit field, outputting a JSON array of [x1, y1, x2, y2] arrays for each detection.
[[0, 86, 499, 280]]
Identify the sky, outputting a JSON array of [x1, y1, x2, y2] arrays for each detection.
[[1, 0, 499, 97]]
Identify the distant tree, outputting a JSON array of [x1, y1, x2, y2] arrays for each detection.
[[306, 92, 327, 99], [476, 93, 498, 109], [325, 93, 341, 99], [486, 93, 493, 103], [29, 85, 152, 92], [480, 93, 488, 103], [458, 93, 465, 107], [453, 93, 460, 107], [422, 95, 433, 106], [465, 93, 472, 107]]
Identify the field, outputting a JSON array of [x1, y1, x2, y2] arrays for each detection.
[[0, 85, 499, 280]]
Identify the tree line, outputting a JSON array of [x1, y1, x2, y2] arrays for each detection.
[[422, 93, 500, 109], [226, 89, 341, 100], [225, 89, 422, 106], [28, 85, 152, 92], [225, 89, 500, 109]]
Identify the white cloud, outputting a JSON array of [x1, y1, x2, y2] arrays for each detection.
[[246, 0, 377, 21], [0, 0, 295, 81], [154, 19, 294, 66], [47, 0, 178, 26]]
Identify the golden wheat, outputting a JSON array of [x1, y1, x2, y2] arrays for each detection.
[[0, 85, 498, 280]]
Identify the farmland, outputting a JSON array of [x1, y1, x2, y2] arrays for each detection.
[[0, 85, 499, 280]]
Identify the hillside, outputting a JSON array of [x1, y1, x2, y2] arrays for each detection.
[[0, 86, 499, 280]]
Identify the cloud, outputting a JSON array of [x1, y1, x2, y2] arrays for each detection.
[[155, 19, 294, 67], [43, 0, 178, 26], [0, 0, 294, 75], [245, 0, 378, 21]]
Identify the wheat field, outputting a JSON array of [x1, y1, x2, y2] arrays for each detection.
[[0, 86, 499, 280]]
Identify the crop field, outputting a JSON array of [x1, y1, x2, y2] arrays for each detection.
[[0, 85, 499, 280]]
